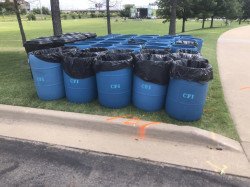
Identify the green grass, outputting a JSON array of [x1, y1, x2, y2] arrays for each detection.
[[0, 18, 246, 140]]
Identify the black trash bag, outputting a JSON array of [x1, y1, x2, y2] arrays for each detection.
[[170, 52, 202, 61], [107, 49, 137, 65], [82, 47, 108, 55], [128, 38, 147, 45], [170, 59, 213, 83], [177, 49, 199, 54], [175, 39, 198, 47], [24, 37, 61, 54], [32, 46, 79, 63], [84, 33, 97, 38], [51, 35, 76, 45], [134, 54, 173, 85], [66, 51, 98, 58], [62, 52, 97, 79], [94, 54, 133, 73], [141, 49, 171, 55], [108, 49, 134, 54]]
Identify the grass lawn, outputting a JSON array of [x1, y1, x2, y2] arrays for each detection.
[[0, 18, 246, 140]]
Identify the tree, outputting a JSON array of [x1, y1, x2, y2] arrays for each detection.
[[42, 6, 50, 15], [193, 0, 216, 29], [0, 0, 15, 14], [169, 0, 177, 35], [50, 0, 62, 36], [106, 0, 111, 34], [120, 4, 134, 18], [13, 0, 26, 45], [89, 0, 118, 34], [157, 0, 177, 34], [242, 0, 250, 19], [32, 7, 41, 14], [177, 0, 195, 32], [157, 0, 194, 33]]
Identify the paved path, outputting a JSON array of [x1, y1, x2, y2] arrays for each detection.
[[218, 25, 250, 161]]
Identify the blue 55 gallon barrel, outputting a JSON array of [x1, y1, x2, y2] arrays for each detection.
[[133, 54, 173, 112], [166, 59, 213, 121], [94, 54, 133, 108], [62, 52, 98, 103], [29, 47, 76, 100]]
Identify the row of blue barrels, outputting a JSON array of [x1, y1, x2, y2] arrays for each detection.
[[65, 34, 203, 53], [29, 47, 213, 122]]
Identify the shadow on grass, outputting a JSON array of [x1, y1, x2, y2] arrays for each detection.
[[181, 26, 228, 34]]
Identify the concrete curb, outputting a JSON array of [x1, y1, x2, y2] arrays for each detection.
[[0, 104, 242, 152]]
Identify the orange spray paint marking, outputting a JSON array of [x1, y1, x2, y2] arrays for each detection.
[[106, 115, 132, 121], [123, 117, 142, 126], [240, 87, 250, 91], [139, 122, 161, 139]]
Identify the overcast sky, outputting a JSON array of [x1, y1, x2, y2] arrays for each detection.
[[29, 0, 156, 10]]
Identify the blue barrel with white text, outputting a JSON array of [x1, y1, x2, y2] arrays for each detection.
[[94, 54, 133, 108], [133, 76, 168, 112], [165, 60, 213, 121], [96, 68, 132, 108], [63, 72, 97, 103], [29, 54, 65, 100], [166, 79, 209, 121]]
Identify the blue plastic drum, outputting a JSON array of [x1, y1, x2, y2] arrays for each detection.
[[91, 43, 114, 49], [96, 68, 132, 108], [29, 54, 65, 100], [166, 79, 209, 121], [133, 76, 167, 112], [63, 72, 97, 103]]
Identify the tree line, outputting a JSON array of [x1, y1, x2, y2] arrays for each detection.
[[157, 0, 250, 34], [9, 0, 250, 46]]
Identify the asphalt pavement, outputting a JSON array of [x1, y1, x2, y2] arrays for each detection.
[[0, 137, 249, 187]]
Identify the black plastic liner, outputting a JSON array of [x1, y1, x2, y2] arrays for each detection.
[[128, 39, 147, 45], [107, 49, 137, 64], [94, 54, 133, 72], [170, 59, 213, 83], [32, 46, 79, 63], [24, 32, 96, 53], [108, 49, 134, 54], [170, 52, 202, 61], [62, 52, 97, 79], [134, 54, 173, 85], [177, 49, 199, 54], [175, 40, 198, 47], [141, 49, 171, 55], [82, 47, 108, 55], [24, 37, 61, 54]]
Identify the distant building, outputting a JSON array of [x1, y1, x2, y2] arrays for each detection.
[[130, 4, 158, 19], [0, 0, 30, 11]]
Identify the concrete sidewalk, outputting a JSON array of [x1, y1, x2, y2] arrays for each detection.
[[217, 25, 250, 161]]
